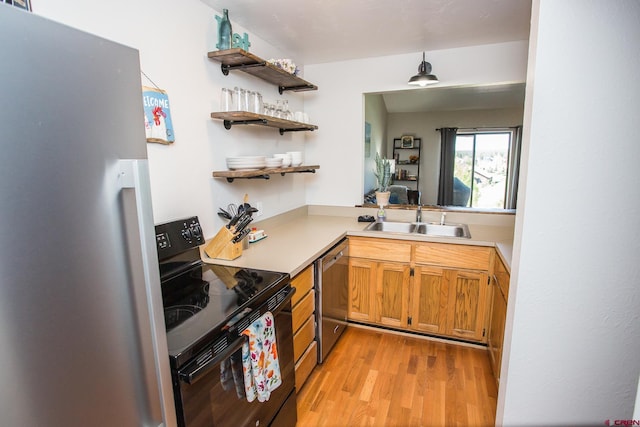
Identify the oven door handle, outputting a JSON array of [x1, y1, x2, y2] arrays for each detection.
[[178, 335, 246, 385], [267, 286, 296, 316], [178, 286, 296, 385]]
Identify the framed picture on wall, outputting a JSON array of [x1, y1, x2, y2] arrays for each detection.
[[401, 135, 414, 148], [3, 0, 32, 11]]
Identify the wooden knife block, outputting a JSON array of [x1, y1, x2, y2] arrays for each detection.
[[204, 226, 242, 260]]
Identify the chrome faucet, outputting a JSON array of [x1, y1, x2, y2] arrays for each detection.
[[440, 212, 447, 225], [416, 205, 422, 222]]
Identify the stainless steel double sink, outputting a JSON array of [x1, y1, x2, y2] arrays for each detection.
[[364, 221, 471, 238]]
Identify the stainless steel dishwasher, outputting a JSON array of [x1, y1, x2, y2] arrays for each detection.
[[315, 238, 349, 363]]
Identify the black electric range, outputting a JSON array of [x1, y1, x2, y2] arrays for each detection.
[[155, 216, 290, 368]]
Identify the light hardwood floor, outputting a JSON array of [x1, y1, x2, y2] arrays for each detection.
[[296, 327, 497, 427]]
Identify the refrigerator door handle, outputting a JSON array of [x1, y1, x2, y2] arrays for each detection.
[[119, 159, 176, 427]]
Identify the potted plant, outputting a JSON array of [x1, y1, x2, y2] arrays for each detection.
[[374, 152, 391, 207]]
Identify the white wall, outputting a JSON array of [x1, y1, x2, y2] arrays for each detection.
[[304, 41, 529, 206], [386, 107, 524, 205], [31, 1, 528, 232], [33, 0, 310, 239], [499, 0, 640, 425]]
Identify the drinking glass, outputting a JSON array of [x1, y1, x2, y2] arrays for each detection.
[[240, 89, 249, 111], [282, 100, 293, 120], [233, 87, 242, 110], [220, 88, 233, 112], [275, 100, 284, 119], [250, 91, 263, 114]]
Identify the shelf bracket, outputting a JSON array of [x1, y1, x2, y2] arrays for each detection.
[[280, 169, 316, 176], [225, 174, 271, 183], [221, 61, 267, 76], [223, 119, 268, 130], [278, 84, 318, 95], [279, 127, 315, 135]]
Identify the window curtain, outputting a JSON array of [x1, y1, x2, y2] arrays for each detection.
[[506, 125, 523, 209], [437, 127, 458, 205]]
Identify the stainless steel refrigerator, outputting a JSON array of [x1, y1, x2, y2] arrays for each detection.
[[0, 6, 176, 427]]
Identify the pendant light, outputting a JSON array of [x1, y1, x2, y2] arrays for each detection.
[[408, 51, 439, 86]]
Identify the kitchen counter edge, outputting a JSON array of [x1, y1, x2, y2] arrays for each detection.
[[200, 207, 514, 277]]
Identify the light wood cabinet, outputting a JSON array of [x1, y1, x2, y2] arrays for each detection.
[[414, 242, 492, 271], [411, 267, 489, 341], [445, 269, 489, 341], [290, 265, 317, 390], [348, 237, 492, 343], [348, 257, 376, 323], [411, 266, 448, 335], [376, 262, 410, 329], [348, 238, 411, 329], [488, 256, 510, 385]]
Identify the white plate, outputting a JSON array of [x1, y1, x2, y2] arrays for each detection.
[[228, 167, 265, 171], [226, 156, 266, 161], [226, 160, 266, 167], [265, 158, 283, 167], [226, 160, 266, 164], [227, 161, 266, 166]]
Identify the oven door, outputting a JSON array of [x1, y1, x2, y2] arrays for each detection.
[[174, 288, 296, 427]]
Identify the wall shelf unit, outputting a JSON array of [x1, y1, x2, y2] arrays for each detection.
[[393, 137, 421, 190], [212, 165, 320, 182], [210, 111, 318, 134], [207, 48, 318, 94]]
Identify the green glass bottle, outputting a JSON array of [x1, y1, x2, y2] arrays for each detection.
[[217, 9, 232, 50]]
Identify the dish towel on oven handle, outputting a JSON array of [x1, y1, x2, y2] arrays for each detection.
[[241, 311, 282, 402]]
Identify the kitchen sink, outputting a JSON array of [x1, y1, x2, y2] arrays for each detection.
[[415, 222, 471, 238], [365, 221, 417, 233], [364, 221, 471, 238]]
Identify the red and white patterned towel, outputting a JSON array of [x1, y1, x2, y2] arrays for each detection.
[[241, 311, 282, 402]]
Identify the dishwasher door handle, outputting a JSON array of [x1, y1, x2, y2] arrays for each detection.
[[322, 245, 346, 271], [323, 250, 344, 271]]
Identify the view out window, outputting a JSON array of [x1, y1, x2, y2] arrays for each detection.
[[454, 131, 513, 209]]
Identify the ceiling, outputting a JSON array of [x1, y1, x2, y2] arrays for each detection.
[[200, 0, 532, 65], [379, 82, 526, 113], [200, 0, 531, 112]]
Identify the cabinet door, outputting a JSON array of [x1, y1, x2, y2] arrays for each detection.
[[348, 258, 376, 323], [411, 266, 448, 335], [375, 262, 410, 329], [445, 270, 489, 341], [488, 284, 507, 385]]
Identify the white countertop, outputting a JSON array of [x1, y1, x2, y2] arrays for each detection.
[[200, 206, 515, 276]]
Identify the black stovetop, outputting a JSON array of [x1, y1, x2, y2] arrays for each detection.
[[155, 217, 289, 368]]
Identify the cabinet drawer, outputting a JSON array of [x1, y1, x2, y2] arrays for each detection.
[[349, 237, 411, 263], [291, 264, 314, 307], [494, 256, 510, 299], [292, 290, 315, 332], [293, 314, 315, 362], [415, 243, 491, 271], [295, 340, 317, 391]]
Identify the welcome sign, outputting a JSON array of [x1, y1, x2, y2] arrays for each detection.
[[143, 86, 175, 144]]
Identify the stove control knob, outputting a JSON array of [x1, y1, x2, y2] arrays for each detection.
[[191, 225, 203, 240], [182, 228, 192, 240]]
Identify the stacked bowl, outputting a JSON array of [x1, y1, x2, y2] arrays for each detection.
[[287, 151, 303, 166], [273, 153, 291, 167], [265, 157, 283, 168]]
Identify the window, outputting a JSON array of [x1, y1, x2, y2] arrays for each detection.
[[438, 127, 521, 209], [455, 131, 513, 208]]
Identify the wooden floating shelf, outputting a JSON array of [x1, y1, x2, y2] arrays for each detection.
[[211, 111, 318, 134], [212, 165, 320, 182], [207, 48, 318, 94]]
